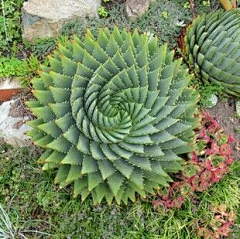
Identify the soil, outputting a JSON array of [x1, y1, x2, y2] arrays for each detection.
[[206, 98, 240, 160], [1, 91, 35, 119], [104, 0, 126, 10]]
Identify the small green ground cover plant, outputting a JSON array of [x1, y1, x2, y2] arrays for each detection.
[[0, 0, 24, 54], [190, 76, 228, 107], [0, 57, 25, 77], [0, 56, 40, 86]]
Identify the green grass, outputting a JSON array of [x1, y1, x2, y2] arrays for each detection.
[[0, 144, 239, 238]]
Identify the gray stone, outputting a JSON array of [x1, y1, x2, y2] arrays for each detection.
[[206, 94, 218, 109], [125, 0, 150, 21], [236, 100, 240, 118], [0, 100, 31, 146], [22, 0, 101, 41]]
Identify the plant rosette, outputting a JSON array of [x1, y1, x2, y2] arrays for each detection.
[[26, 27, 199, 205], [196, 204, 237, 239]]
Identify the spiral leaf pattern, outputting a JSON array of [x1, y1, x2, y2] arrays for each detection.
[[27, 27, 199, 205], [185, 10, 240, 96]]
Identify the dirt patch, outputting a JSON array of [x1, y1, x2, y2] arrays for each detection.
[[206, 98, 240, 160], [104, 0, 126, 10], [8, 92, 34, 119]]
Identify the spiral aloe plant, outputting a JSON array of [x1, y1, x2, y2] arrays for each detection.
[[185, 10, 240, 97], [27, 27, 199, 205]]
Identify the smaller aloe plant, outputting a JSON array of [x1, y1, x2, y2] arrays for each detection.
[[185, 10, 240, 97]]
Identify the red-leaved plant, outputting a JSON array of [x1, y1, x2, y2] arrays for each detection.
[[197, 204, 237, 239], [153, 111, 236, 238]]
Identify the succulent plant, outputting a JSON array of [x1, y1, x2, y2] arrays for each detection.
[[27, 27, 199, 205], [185, 10, 240, 97]]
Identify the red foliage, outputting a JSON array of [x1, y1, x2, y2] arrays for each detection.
[[153, 111, 236, 238], [197, 205, 236, 239]]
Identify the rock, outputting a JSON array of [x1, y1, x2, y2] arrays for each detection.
[[0, 99, 31, 146], [22, 0, 101, 41], [236, 100, 240, 118], [206, 94, 218, 109], [125, 0, 150, 21]]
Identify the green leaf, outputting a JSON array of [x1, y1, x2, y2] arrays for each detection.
[[122, 188, 136, 204], [95, 183, 108, 203], [77, 134, 90, 154], [82, 50, 100, 70], [37, 121, 62, 138], [54, 165, 70, 184], [63, 125, 80, 144], [66, 165, 82, 182], [73, 177, 87, 197], [123, 47, 135, 67], [81, 155, 97, 174], [61, 147, 83, 165], [37, 149, 53, 163], [128, 155, 151, 171], [107, 172, 124, 196], [113, 158, 133, 179], [160, 161, 182, 173], [90, 141, 106, 159], [49, 87, 71, 103], [100, 144, 119, 160], [88, 172, 103, 191], [49, 102, 70, 117], [106, 35, 119, 57], [119, 142, 144, 154], [47, 136, 71, 153], [35, 135, 53, 147], [31, 106, 55, 122], [129, 168, 144, 189], [98, 29, 109, 50], [110, 144, 133, 159], [32, 90, 54, 105], [50, 71, 72, 88], [31, 78, 46, 90], [44, 151, 65, 164], [115, 186, 125, 205], [49, 56, 63, 74], [144, 171, 169, 187], [144, 145, 165, 157], [59, 44, 73, 58], [72, 41, 84, 62], [98, 160, 115, 180], [55, 113, 74, 132], [61, 53, 77, 77]]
